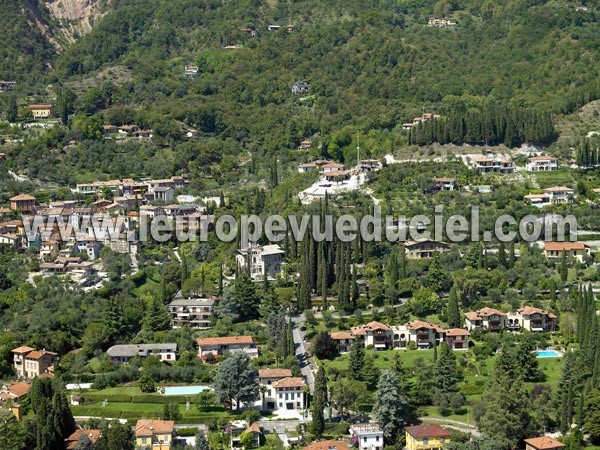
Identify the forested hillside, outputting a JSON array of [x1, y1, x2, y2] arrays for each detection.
[[4, 0, 600, 182], [0, 0, 57, 81]]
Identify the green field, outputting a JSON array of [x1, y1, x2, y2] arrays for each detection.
[[70, 386, 233, 423], [534, 170, 575, 188]]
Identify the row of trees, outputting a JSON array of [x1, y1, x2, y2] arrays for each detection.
[[409, 105, 556, 147]]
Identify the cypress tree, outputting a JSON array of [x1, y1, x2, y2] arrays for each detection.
[[447, 287, 461, 328], [311, 366, 328, 435], [560, 250, 568, 282], [348, 338, 366, 381]]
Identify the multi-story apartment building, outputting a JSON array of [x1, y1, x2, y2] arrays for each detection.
[[236, 243, 285, 280], [464, 307, 507, 332], [169, 296, 214, 329], [12, 346, 58, 379], [526, 156, 559, 172], [349, 423, 384, 450], [197, 336, 258, 361]]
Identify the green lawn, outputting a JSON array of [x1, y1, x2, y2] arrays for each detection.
[[534, 170, 575, 188]]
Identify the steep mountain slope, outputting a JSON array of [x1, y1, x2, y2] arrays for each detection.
[[0, 0, 57, 80], [44, 0, 107, 44]]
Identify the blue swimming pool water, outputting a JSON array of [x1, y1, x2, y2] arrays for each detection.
[[162, 386, 211, 396], [536, 350, 562, 358]]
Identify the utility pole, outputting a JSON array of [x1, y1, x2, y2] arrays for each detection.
[[356, 132, 361, 169]]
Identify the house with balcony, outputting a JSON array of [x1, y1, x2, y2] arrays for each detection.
[[444, 329, 470, 350], [509, 307, 557, 332], [106, 343, 177, 363], [473, 157, 515, 174], [12, 346, 58, 379], [9, 194, 36, 213], [349, 423, 384, 450], [236, 243, 285, 280], [329, 331, 355, 353], [135, 419, 174, 450], [398, 320, 445, 349], [464, 307, 507, 332], [169, 295, 214, 328], [431, 177, 457, 191], [230, 421, 262, 450], [542, 186, 576, 204], [544, 241, 590, 262], [298, 163, 318, 173], [526, 156, 559, 172], [258, 368, 293, 410], [351, 321, 392, 350], [272, 377, 306, 410], [197, 336, 258, 361], [404, 239, 450, 259], [405, 424, 451, 450], [524, 193, 552, 208], [28, 104, 53, 119]]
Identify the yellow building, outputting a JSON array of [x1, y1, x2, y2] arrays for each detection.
[[28, 104, 53, 119], [134, 419, 175, 450], [405, 424, 451, 450]]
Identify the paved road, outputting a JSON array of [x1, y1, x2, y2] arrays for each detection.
[[289, 314, 315, 393]]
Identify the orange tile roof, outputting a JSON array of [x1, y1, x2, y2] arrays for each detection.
[[303, 440, 350, 450], [478, 307, 507, 317], [518, 306, 555, 317], [544, 242, 587, 251], [273, 377, 305, 388], [405, 424, 451, 439], [464, 311, 481, 321], [524, 437, 565, 450], [543, 186, 574, 192], [10, 194, 35, 201], [12, 346, 34, 354], [197, 335, 255, 346], [135, 419, 174, 436], [408, 320, 444, 333], [25, 350, 57, 360], [65, 429, 102, 449], [445, 328, 470, 336], [245, 422, 262, 434], [259, 368, 293, 379], [330, 332, 355, 340], [7, 382, 31, 398]]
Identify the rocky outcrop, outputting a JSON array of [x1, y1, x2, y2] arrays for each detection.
[[43, 0, 108, 45]]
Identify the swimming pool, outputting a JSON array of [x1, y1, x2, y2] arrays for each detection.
[[536, 350, 562, 358], [161, 386, 212, 396]]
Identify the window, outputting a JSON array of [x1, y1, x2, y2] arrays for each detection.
[[364, 437, 367, 443], [376, 436, 380, 442], [440, 438, 445, 443], [423, 439, 429, 445]]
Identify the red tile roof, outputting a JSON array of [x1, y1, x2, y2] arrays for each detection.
[[12, 346, 34, 354], [544, 242, 587, 251], [303, 440, 350, 450], [405, 424, 451, 439], [330, 332, 355, 340], [197, 335, 255, 346], [273, 377, 305, 388], [524, 437, 566, 450], [445, 328, 470, 336], [259, 368, 293, 379], [65, 429, 102, 449], [135, 419, 174, 436]]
